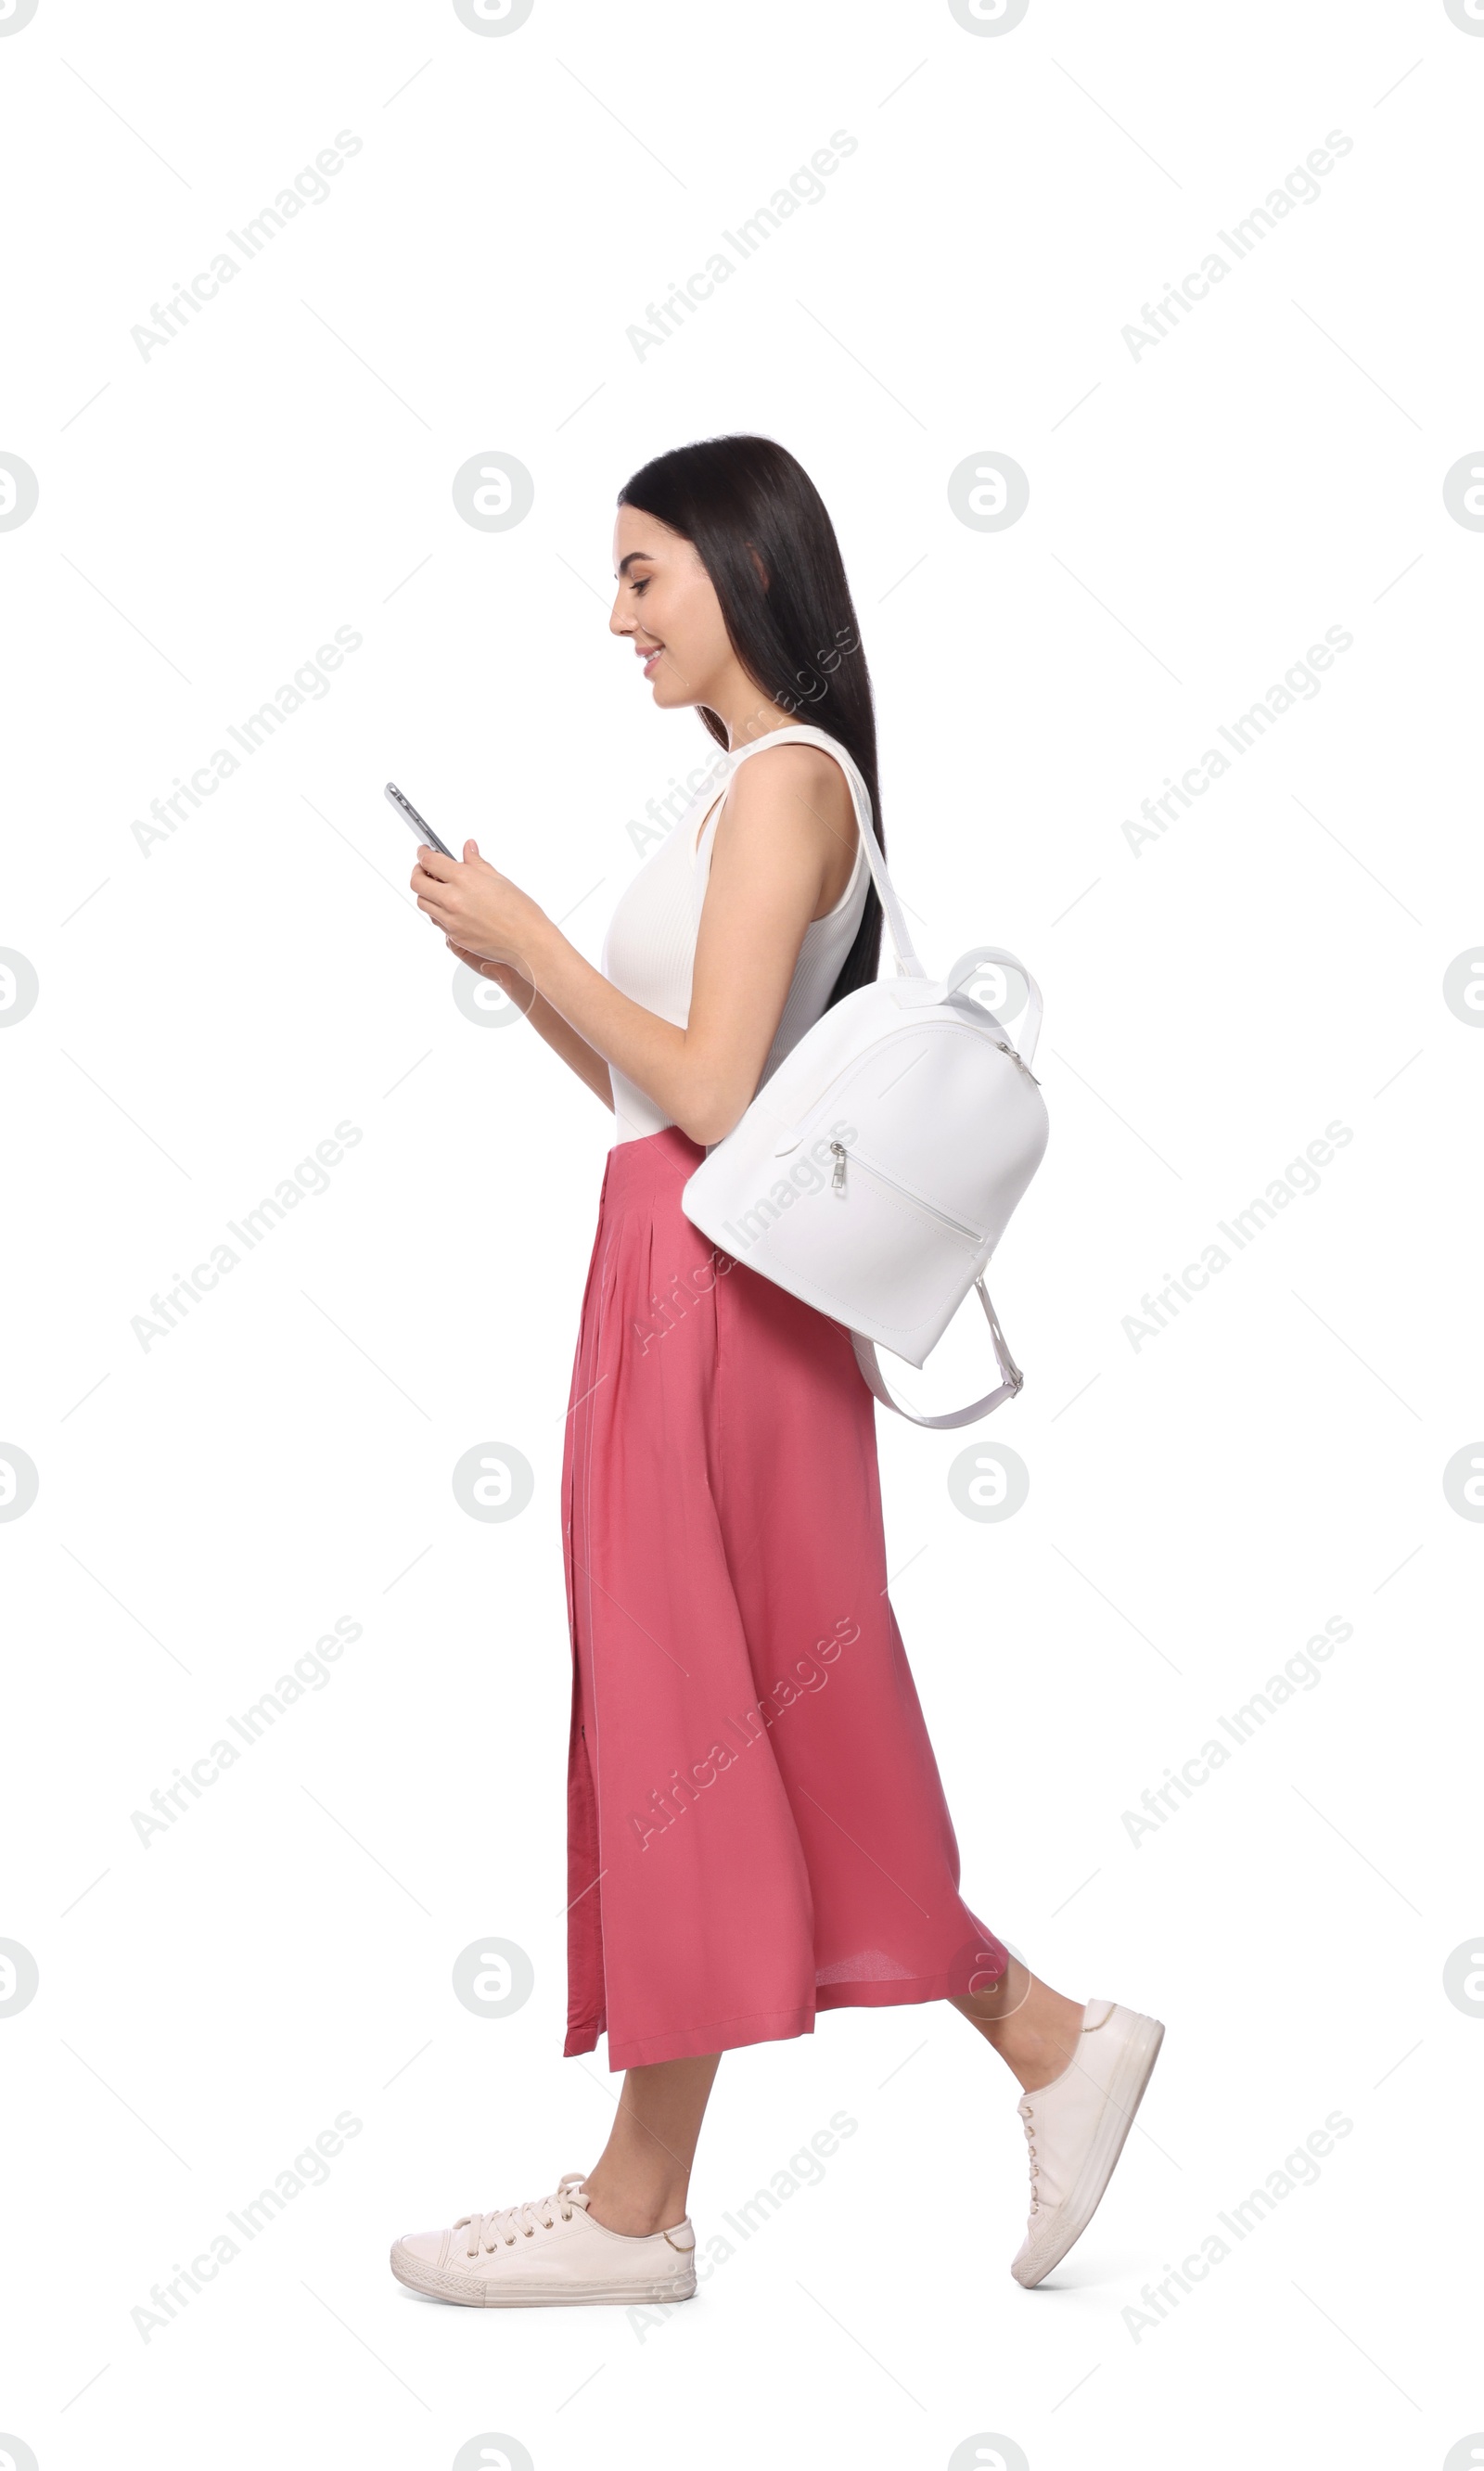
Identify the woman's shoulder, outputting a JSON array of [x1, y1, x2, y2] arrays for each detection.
[[711, 736, 861, 914], [726, 735, 855, 814]]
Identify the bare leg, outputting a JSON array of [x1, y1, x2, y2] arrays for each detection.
[[582, 2054, 722, 2235], [950, 1956, 1085, 2092]]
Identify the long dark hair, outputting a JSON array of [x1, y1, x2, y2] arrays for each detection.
[[617, 434, 885, 1008]]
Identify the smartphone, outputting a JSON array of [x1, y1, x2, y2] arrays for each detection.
[[385, 781, 456, 859]]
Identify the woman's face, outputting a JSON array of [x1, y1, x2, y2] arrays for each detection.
[[608, 504, 735, 711]]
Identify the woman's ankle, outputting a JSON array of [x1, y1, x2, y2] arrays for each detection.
[[950, 1964, 1086, 2090], [582, 2167, 688, 2237], [996, 2012, 1084, 2093]]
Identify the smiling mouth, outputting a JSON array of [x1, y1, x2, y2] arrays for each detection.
[[636, 642, 663, 677]]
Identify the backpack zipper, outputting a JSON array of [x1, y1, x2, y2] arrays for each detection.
[[993, 1039, 1041, 1086], [828, 1143, 985, 1243]]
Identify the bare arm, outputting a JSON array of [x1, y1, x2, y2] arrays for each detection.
[[416, 743, 854, 1146]]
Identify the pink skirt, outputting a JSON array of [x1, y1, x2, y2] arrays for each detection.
[[560, 1124, 1009, 2070]]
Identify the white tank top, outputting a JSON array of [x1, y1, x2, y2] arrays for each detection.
[[601, 728, 870, 1146]]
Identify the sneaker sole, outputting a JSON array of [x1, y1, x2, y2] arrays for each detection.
[[390, 2241, 696, 2309], [1012, 2014, 1165, 2289]]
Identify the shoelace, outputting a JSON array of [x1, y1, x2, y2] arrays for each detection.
[[1017, 2098, 1042, 2216], [456, 2171, 591, 2258]]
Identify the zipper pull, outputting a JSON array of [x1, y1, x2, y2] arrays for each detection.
[[829, 1140, 847, 1192], [995, 1039, 1041, 1087]]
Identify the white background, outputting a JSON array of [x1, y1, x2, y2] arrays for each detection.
[[3, 1, 1482, 2465]]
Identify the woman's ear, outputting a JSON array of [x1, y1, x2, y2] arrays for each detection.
[[747, 542, 770, 591]]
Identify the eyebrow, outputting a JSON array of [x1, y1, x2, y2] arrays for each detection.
[[616, 550, 656, 577]]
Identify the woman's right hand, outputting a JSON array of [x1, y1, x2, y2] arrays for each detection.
[[446, 940, 534, 1014]]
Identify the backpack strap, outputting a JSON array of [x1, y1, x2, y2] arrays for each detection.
[[851, 1280, 1024, 1428], [945, 945, 1044, 1067], [720, 724, 928, 979], [710, 732, 1030, 1430]]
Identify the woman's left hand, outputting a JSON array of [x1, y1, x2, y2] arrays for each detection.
[[411, 840, 544, 969]]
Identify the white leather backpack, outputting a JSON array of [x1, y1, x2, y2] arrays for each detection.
[[680, 725, 1049, 1429]]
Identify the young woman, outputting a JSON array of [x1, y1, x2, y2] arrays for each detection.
[[390, 436, 1162, 2310]]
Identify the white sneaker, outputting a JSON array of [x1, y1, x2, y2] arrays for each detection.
[[390, 2172, 697, 2308], [1011, 1999, 1164, 2287]]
